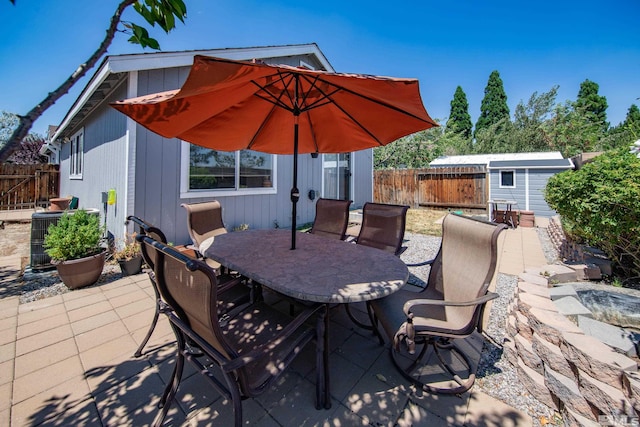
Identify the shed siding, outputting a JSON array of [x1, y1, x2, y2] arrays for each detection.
[[489, 168, 560, 218]]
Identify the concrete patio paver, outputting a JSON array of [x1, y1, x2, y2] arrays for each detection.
[[0, 220, 547, 426]]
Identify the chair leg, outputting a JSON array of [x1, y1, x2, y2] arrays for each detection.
[[134, 300, 160, 358], [154, 331, 186, 426], [390, 337, 475, 395]]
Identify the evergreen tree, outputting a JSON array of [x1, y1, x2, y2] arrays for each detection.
[[445, 86, 473, 138], [622, 104, 640, 136], [475, 70, 510, 137], [575, 79, 609, 133]]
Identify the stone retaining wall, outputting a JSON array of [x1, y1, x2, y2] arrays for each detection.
[[504, 266, 640, 426]]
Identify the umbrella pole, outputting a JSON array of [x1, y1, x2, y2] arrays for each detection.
[[291, 115, 300, 250]]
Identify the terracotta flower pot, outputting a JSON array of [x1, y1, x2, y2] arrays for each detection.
[[54, 251, 106, 289], [49, 197, 72, 211]]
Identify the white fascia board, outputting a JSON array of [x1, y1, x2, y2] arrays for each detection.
[[52, 62, 113, 143], [108, 44, 334, 73]]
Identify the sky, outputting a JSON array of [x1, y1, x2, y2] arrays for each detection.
[[1, 0, 639, 138]]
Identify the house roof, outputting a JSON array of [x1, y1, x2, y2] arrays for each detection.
[[488, 158, 574, 169], [429, 152, 564, 167], [53, 43, 333, 142]]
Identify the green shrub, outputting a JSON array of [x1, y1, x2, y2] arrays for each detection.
[[44, 210, 105, 261], [545, 147, 640, 280]]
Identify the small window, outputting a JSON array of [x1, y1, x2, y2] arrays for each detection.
[[499, 170, 515, 188], [70, 129, 84, 179]]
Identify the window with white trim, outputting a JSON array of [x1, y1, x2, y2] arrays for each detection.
[[184, 144, 275, 195], [499, 170, 515, 188], [70, 129, 84, 179]]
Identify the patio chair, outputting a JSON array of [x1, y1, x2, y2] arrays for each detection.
[[309, 198, 352, 240], [180, 200, 228, 271], [141, 236, 327, 427], [346, 202, 409, 331], [355, 202, 410, 256], [369, 213, 507, 394], [128, 215, 249, 358]]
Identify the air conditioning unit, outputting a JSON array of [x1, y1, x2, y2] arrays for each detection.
[[30, 209, 100, 271]]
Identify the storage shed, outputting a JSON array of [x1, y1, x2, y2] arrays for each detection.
[[430, 152, 574, 218]]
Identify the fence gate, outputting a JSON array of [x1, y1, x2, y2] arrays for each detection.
[[0, 164, 60, 210]]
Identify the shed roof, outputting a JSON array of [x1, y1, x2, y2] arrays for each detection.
[[488, 158, 574, 169], [430, 152, 564, 167]]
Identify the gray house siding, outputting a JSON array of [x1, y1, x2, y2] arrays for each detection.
[[60, 83, 129, 240], [55, 45, 374, 246]]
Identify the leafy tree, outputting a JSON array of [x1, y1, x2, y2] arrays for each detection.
[[374, 128, 442, 169], [509, 86, 559, 152], [600, 104, 640, 150], [543, 102, 601, 157], [445, 86, 473, 139], [0, 0, 188, 163], [575, 79, 609, 133], [475, 70, 510, 138], [545, 147, 640, 281], [473, 118, 514, 154]]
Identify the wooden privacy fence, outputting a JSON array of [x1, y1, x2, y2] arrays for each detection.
[[0, 164, 59, 210], [374, 166, 487, 209]]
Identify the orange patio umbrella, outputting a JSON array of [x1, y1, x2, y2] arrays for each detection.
[[112, 55, 437, 249]]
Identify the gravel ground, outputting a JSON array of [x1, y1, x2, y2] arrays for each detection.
[[4, 223, 559, 425]]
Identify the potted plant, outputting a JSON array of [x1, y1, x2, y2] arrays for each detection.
[[112, 233, 143, 276], [44, 209, 106, 289]]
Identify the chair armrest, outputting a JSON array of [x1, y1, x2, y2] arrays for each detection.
[[403, 291, 499, 315], [217, 275, 245, 294], [405, 257, 435, 268]]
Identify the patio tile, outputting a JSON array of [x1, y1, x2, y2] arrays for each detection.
[[174, 368, 223, 415], [15, 323, 73, 356], [154, 352, 198, 386], [334, 328, 385, 371], [396, 399, 452, 427], [98, 277, 136, 292], [0, 359, 12, 386], [67, 299, 114, 323], [12, 355, 84, 404], [0, 314, 17, 333], [62, 285, 103, 302], [114, 298, 154, 320], [64, 291, 107, 311], [93, 364, 169, 426], [182, 398, 275, 427], [0, 298, 18, 321], [255, 370, 304, 411], [75, 320, 130, 353], [101, 281, 141, 300], [0, 382, 11, 411], [17, 301, 67, 326], [262, 375, 343, 427], [10, 375, 95, 427], [79, 334, 138, 371], [121, 309, 156, 334], [16, 312, 69, 339], [70, 310, 120, 335], [0, 341, 15, 364], [325, 352, 367, 402], [0, 409, 6, 427], [408, 389, 470, 426], [14, 337, 77, 378], [107, 289, 150, 309], [84, 352, 152, 396], [465, 390, 532, 426], [343, 354, 411, 426], [17, 294, 64, 314], [0, 325, 14, 346]]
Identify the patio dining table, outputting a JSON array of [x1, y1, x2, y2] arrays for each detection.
[[205, 229, 409, 408]]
